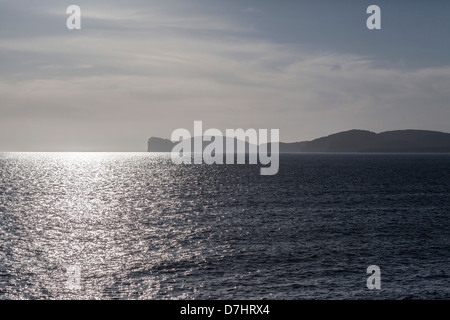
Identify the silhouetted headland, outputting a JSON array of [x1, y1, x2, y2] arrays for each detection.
[[148, 129, 450, 153]]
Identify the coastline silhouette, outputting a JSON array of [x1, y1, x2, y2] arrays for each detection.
[[148, 129, 450, 153]]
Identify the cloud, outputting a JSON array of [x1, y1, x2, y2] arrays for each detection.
[[0, 0, 449, 150]]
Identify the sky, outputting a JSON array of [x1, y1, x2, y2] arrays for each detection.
[[0, 0, 449, 151]]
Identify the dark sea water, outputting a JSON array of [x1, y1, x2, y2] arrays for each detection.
[[0, 153, 449, 300]]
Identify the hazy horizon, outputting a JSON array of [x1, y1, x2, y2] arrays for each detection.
[[1, 0, 450, 151]]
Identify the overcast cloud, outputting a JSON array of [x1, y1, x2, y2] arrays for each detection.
[[0, 0, 449, 151]]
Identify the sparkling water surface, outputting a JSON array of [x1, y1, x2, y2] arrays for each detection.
[[0, 153, 449, 299]]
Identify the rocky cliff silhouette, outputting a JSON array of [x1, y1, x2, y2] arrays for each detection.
[[148, 129, 450, 153]]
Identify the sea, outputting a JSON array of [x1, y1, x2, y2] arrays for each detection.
[[0, 152, 449, 299]]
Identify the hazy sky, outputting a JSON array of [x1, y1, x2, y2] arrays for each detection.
[[1, 0, 449, 151]]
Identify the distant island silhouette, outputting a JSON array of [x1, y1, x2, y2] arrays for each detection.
[[148, 129, 450, 153]]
